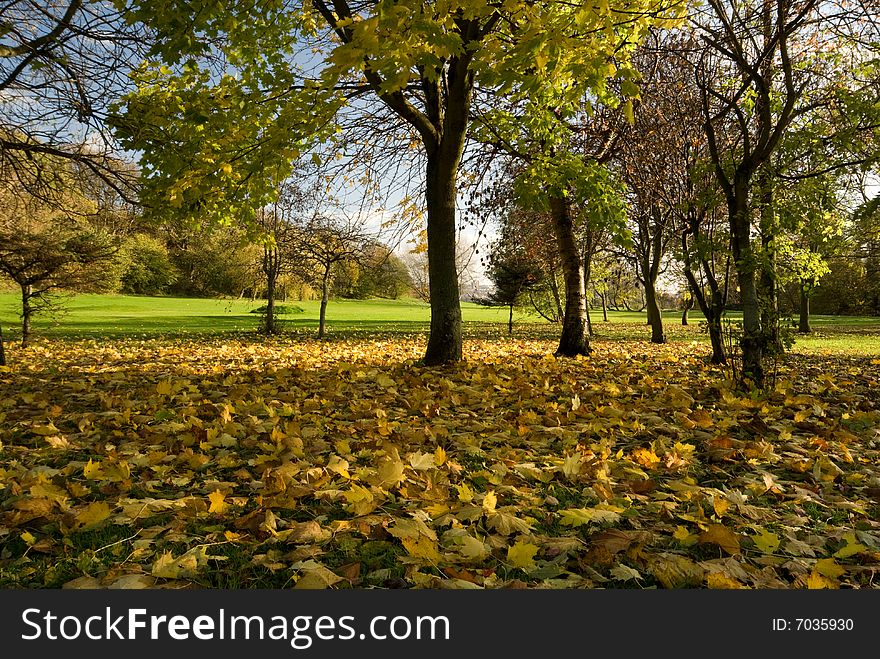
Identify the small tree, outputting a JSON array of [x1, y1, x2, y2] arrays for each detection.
[[483, 246, 541, 334], [0, 187, 118, 345]]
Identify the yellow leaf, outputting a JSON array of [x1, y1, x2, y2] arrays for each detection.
[[409, 451, 435, 470], [632, 447, 661, 469], [673, 525, 699, 547], [833, 533, 867, 559], [151, 546, 218, 580], [83, 459, 102, 480], [806, 571, 837, 589], [207, 490, 229, 514], [712, 497, 730, 518], [707, 572, 745, 589], [76, 501, 111, 529], [293, 561, 343, 589], [32, 423, 61, 436], [507, 540, 539, 571], [377, 458, 405, 487], [434, 446, 446, 466], [457, 482, 474, 503], [482, 490, 497, 513], [815, 558, 845, 579], [559, 506, 623, 527], [156, 379, 173, 396], [20, 531, 36, 545], [751, 529, 781, 554], [698, 523, 741, 555], [457, 536, 489, 562], [401, 536, 440, 562]]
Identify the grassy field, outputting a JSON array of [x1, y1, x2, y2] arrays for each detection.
[[0, 292, 877, 355]]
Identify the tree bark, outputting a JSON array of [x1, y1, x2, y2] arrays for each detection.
[[799, 281, 811, 334], [583, 250, 593, 336], [0, 325, 5, 366], [682, 220, 728, 365], [318, 266, 330, 339], [730, 173, 763, 386], [682, 295, 693, 326], [549, 195, 590, 356], [644, 278, 666, 343], [757, 170, 782, 354], [262, 246, 278, 335], [423, 149, 463, 365], [20, 283, 32, 347], [600, 292, 608, 322]]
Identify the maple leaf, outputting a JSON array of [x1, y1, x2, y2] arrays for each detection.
[[559, 506, 623, 527], [751, 528, 781, 554], [292, 560, 344, 589], [814, 558, 845, 579], [75, 501, 112, 529], [698, 524, 741, 555], [610, 564, 643, 582], [507, 540, 539, 571], [207, 490, 229, 514], [152, 546, 225, 579]]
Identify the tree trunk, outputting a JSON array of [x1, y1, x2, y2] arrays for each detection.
[[757, 170, 782, 354], [262, 246, 278, 335], [508, 302, 514, 335], [423, 149, 463, 365], [318, 267, 330, 339], [644, 278, 665, 344], [682, 295, 693, 326], [682, 224, 727, 365], [730, 174, 763, 386], [548, 271, 563, 322], [601, 292, 608, 322], [583, 250, 593, 336], [799, 281, 811, 334], [20, 284, 32, 347], [549, 195, 590, 356], [0, 325, 5, 366]]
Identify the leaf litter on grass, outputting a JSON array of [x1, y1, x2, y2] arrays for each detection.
[[1, 335, 879, 590]]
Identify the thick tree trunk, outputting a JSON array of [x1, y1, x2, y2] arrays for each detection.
[[423, 150, 463, 365], [644, 278, 665, 344], [799, 282, 811, 334], [549, 195, 590, 356], [20, 284, 32, 348], [757, 171, 782, 354], [548, 272, 563, 322], [318, 268, 330, 339], [730, 175, 763, 386]]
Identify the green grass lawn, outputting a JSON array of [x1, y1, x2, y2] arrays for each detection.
[[0, 292, 877, 355]]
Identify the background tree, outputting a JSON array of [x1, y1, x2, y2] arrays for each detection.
[[692, 0, 880, 385], [482, 234, 542, 334], [0, 177, 118, 345], [119, 233, 178, 295]]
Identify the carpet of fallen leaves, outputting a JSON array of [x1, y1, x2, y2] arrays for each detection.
[[2, 330, 880, 589]]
